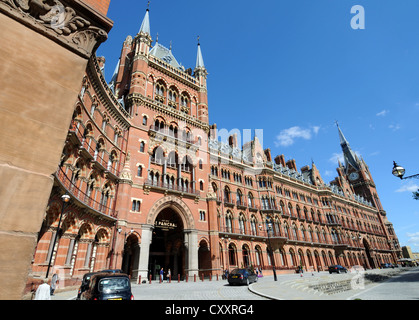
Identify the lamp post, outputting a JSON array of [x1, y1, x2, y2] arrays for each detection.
[[46, 193, 70, 278], [260, 222, 277, 281], [392, 161, 419, 180]]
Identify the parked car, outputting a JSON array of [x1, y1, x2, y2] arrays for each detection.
[[100, 269, 124, 274], [80, 273, 134, 300], [328, 265, 348, 274], [227, 268, 258, 286], [380, 263, 394, 269], [76, 272, 98, 300]]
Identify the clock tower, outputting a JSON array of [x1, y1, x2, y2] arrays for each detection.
[[336, 123, 388, 212]]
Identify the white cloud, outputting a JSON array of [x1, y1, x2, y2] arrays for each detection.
[[407, 232, 419, 250], [329, 150, 361, 164], [329, 152, 344, 164], [389, 124, 401, 131], [395, 182, 419, 193], [324, 170, 334, 177], [376, 109, 389, 117], [274, 126, 319, 147]]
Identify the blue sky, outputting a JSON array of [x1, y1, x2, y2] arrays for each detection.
[[97, 0, 419, 252]]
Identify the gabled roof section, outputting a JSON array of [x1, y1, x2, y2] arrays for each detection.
[[149, 43, 182, 70]]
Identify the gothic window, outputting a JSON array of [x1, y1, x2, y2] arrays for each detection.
[[137, 166, 143, 177], [247, 192, 254, 208], [151, 147, 164, 165], [167, 151, 178, 168], [132, 200, 141, 212], [224, 186, 231, 203], [155, 82, 165, 103], [236, 189, 243, 206], [142, 116, 148, 126], [180, 95, 189, 114], [250, 215, 258, 235], [225, 211, 233, 233], [139, 141, 145, 153], [199, 210, 206, 221], [238, 213, 246, 234]]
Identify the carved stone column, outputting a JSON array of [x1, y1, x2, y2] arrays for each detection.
[[0, 0, 113, 300]]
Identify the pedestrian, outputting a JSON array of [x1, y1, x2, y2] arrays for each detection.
[[160, 267, 164, 282], [34, 279, 51, 300], [167, 268, 171, 282], [50, 273, 59, 296]]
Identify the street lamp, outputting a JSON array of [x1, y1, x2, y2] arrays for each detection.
[[260, 222, 277, 281], [392, 161, 419, 180], [46, 194, 70, 278]]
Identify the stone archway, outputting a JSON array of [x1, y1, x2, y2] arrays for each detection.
[[136, 196, 198, 281], [362, 238, 375, 269], [146, 195, 195, 230]]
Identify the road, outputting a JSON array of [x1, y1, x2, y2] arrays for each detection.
[[347, 267, 419, 300], [51, 267, 419, 301]]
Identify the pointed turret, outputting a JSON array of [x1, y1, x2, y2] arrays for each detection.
[[108, 58, 120, 94], [139, 7, 151, 35], [196, 41, 205, 69], [336, 122, 360, 172], [194, 37, 208, 123]]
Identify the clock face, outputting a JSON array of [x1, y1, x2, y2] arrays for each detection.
[[349, 172, 359, 181]]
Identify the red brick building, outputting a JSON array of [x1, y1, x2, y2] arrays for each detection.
[[27, 7, 402, 291]]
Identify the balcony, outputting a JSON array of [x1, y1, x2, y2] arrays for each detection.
[[144, 179, 200, 197], [55, 168, 117, 220]]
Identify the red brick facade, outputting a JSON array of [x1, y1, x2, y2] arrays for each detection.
[[83, 0, 111, 16], [27, 7, 402, 294]]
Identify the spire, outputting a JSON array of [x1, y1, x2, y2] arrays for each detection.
[[108, 58, 120, 94], [336, 122, 360, 172], [196, 36, 205, 69], [139, 5, 151, 35]]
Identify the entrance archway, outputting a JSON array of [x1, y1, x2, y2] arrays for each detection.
[[149, 207, 185, 280], [363, 238, 375, 269], [122, 233, 140, 278]]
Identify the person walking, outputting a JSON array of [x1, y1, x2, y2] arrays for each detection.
[[34, 279, 51, 300], [167, 269, 171, 283], [50, 273, 59, 296], [160, 267, 164, 283]]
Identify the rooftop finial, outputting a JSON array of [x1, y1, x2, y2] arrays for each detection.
[[197, 35, 200, 45], [147, 1, 150, 10]]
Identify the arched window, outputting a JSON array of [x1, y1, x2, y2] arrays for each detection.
[[238, 213, 246, 234], [224, 186, 231, 203], [292, 223, 298, 240], [236, 189, 243, 206], [255, 246, 263, 266], [225, 211, 233, 233], [139, 141, 145, 153], [228, 243, 237, 266], [250, 215, 258, 236], [288, 203, 293, 217], [248, 192, 254, 208], [151, 147, 164, 165]]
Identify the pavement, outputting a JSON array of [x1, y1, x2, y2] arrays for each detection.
[[50, 267, 416, 301]]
